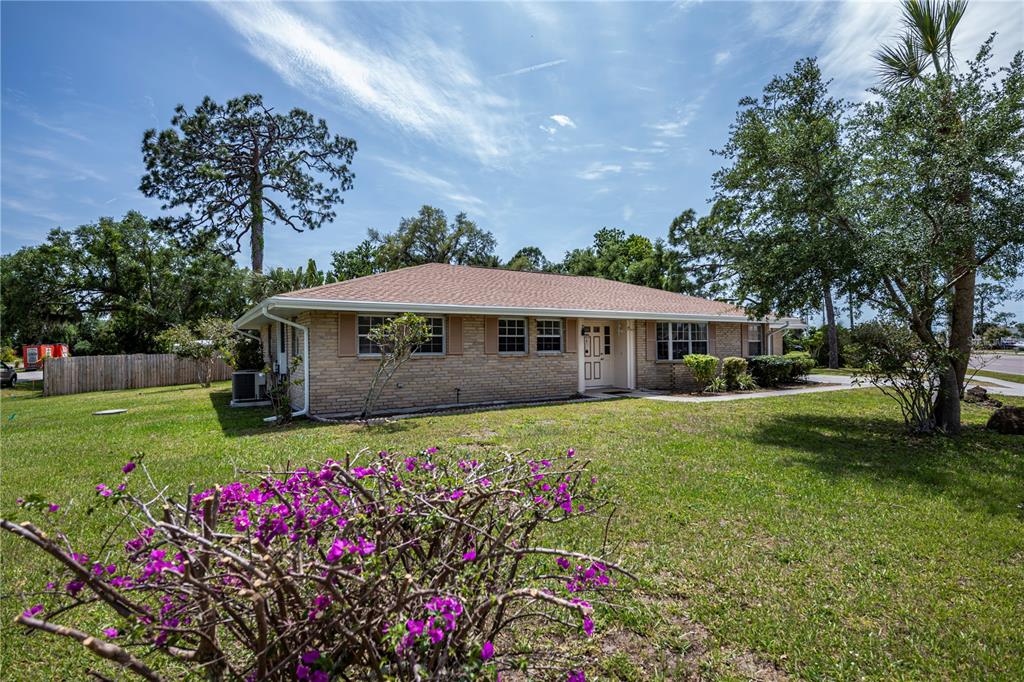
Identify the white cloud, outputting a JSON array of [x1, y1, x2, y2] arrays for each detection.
[[549, 114, 576, 128], [623, 205, 634, 222], [4, 101, 91, 142], [494, 59, 568, 78], [621, 145, 668, 154], [646, 93, 705, 139], [714, 50, 732, 65], [372, 157, 488, 215], [211, 2, 522, 165], [539, 125, 557, 135], [577, 162, 622, 181]]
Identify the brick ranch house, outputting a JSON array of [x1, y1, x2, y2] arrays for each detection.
[[234, 263, 804, 417]]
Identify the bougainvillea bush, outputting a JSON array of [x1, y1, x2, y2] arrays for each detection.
[[3, 448, 629, 681]]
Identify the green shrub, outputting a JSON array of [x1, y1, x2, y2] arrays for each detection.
[[735, 372, 758, 390], [721, 356, 748, 390], [705, 376, 728, 393], [748, 355, 794, 387], [783, 351, 815, 380], [0, 345, 17, 364], [682, 354, 718, 392]]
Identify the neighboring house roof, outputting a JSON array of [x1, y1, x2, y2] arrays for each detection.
[[235, 263, 805, 328]]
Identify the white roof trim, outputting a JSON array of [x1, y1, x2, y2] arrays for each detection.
[[233, 296, 807, 329]]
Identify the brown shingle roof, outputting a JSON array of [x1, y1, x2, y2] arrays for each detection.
[[275, 263, 748, 318]]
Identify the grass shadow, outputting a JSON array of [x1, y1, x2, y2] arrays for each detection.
[[207, 388, 283, 438], [749, 411, 1024, 516]]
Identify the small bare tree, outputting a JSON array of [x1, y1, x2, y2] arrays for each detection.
[[361, 313, 432, 419], [853, 322, 950, 434], [157, 317, 238, 387]]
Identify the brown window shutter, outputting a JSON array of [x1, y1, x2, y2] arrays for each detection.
[[565, 319, 578, 353], [646, 320, 657, 360], [447, 316, 463, 355], [708, 322, 717, 357], [484, 317, 498, 354], [338, 313, 356, 356], [740, 323, 748, 357]]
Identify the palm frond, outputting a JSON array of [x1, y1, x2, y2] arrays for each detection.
[[902, 0, 944, 57], [874, 34, 929, 89], [941, 0, 968, 69]]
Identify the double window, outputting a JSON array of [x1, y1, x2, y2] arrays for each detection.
[[655, 322, 708, 360], [536, 319, 563, 353], [498, 318, 527, 353], [747, 324, 764, 356], [357, 315, 445, 355]]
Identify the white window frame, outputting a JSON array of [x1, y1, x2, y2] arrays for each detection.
[[357, 315, 446, 357], [535, 318, 563, 353], [497, 317, 527, 355], [656, 322, 709, 361], [747, 324, 764, 357]]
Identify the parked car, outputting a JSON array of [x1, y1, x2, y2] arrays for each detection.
[[1, 361, 16, 388]]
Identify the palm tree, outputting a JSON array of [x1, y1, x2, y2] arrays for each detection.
[[874, 0, 967, 87], [874, 0, 974, 433]]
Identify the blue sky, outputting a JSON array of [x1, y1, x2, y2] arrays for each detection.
[[2, 1, 1022, 320]]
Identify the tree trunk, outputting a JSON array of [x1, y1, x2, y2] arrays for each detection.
[[824, 286, 839, 369], [948, 261, 975, 396], [249, 171, 264, 274], [933, 361, 962, 435]]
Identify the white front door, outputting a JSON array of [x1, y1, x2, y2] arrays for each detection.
[[583, 323, 610, 388]]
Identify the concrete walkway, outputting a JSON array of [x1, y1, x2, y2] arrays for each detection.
[[584, 372, 1024, 405]]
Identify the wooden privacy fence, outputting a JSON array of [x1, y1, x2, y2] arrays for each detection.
[[43, 354, 233, 397]]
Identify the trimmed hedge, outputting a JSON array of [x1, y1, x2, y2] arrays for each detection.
[[682, 354, 718, 392], [721, 357, 748, 390], [783, 351, 816, 380], [753, 352, 798, 385]]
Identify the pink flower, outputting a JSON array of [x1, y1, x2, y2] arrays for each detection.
[[481, 641, 495, 660], [22, 604, 43, 618], [567, 448, 576, 457], [122, 461, 136, 474], [450, 489, 465, 501], [47, 504, 60, 513], [462, 549, 476, 562], [301, 650, 320, 665], [103, 627, 119, 639]]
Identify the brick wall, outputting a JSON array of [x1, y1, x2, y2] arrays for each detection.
[[634, 320, 748, 392], [262, 313, 779, 411], [299, 313, 577, 416]]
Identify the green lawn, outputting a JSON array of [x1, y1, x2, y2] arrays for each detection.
[[972, 369, 1024, 384], [2, 383, 1022, 680]]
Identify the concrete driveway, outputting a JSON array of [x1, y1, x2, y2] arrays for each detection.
[[970, 352, 1024, 376]]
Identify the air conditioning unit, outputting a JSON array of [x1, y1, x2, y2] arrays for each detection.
[[231, 371, 267, 403]]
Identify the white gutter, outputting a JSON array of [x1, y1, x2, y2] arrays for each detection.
[[261, 305, 310, 419], [233, 296, 770, 329]]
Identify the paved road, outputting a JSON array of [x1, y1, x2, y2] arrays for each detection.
[[970, 353, 1024, 375]]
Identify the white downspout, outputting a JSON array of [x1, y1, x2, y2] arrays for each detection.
[[263, 305, 310, 419]]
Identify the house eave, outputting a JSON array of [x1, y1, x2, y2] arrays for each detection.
[[234, 295, 794, 329]]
